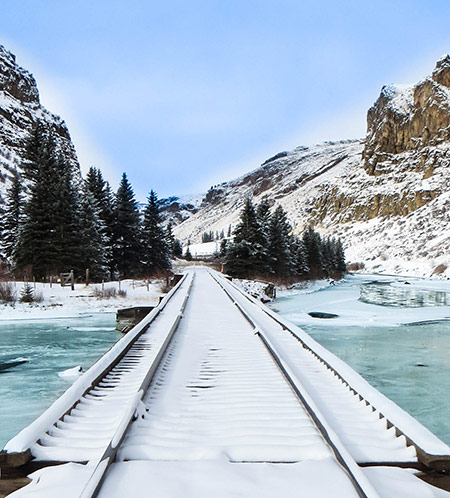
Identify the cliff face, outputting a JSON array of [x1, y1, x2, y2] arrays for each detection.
[[364, 55, 450, 175], [173, 57, 450, 278], [0, 45, 80, 201]]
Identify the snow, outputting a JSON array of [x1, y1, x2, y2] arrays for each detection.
[[0, 278, 164, 320], [363, 467, 450, 498], [7, 267, 450, 498], [272, 273, 450, 328], [3, 274, 187, 454], [58, 366, 83, 378], [225, 274, 450, 457], [171, 137, 449, 281], [184, 240, 220, 257]]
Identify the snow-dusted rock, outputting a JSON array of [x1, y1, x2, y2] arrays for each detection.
[[0, 45, 80, 202]]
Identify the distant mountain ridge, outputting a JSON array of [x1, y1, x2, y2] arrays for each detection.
[[0, 45, 80, 202], [172, 58, 450, 278]]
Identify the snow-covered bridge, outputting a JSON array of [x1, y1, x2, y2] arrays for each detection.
[[2, 267, 450, 498]]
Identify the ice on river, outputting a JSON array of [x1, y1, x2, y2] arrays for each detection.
[[272, 274, 450, 328]]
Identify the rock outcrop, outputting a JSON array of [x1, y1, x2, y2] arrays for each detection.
[[173, 57, 450, 278], [0, 45, 80, 201], [364, 56, 450, 175]]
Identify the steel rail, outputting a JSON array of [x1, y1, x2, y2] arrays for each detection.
[[0, 272, 189, 469], [208, 270, 380, 498], [219, 272, 450, 471], [78, 272, 195, 498]]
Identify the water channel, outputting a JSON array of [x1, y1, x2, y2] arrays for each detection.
[[0, 313, 120, 448], [271, 274, 450, 445]]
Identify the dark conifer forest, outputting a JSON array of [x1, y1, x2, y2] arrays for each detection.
[[0, 124, 173, 281], [223, 199, 346, 281]]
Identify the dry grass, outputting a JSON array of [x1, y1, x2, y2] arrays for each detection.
[[92, 287, 117, 299], [0, 282, 16, 303]]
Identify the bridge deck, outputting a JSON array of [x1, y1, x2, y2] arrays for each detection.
[[4, 267, 450, 498]]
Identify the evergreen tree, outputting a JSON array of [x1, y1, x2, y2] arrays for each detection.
[[0, 169, 24, 262], [225, 198, 269, 278], [302, 226, 323, 278], [141, 190, 171, 275], [20, 283, 34, 303], [78, 187, 109, 281], [53, 155, 83, 273], [165, 223, 175, 256], [113, 173, 142, 278], [85, 167, 115, 277], [16, 127, 82, 278], [172, 238, 183, 258], [292, 236, 309, 278], [268, 205, 294, 278]]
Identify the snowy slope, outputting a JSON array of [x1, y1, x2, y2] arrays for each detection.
[[0, 45, 80, 203], [172, 60, 450, 279]]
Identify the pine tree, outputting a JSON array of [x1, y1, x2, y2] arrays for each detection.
[[20, 282, 34, 303], [141, 190, 171, 276], [225, 198, 269, 278], [334, 237, 346, 274], [78, 187, 109, 281], [0, 169, 24, 262], [85, 167, 115, 277], [302, 226, 323, 279], [172, 238, 183, 258], [113, 173, 142, 278], [15, 127, 73, 278], [268, 205, 294, 278], [292, 236, 309, 278], [165, 223, 175, 256], [53, 155, 83, 274]]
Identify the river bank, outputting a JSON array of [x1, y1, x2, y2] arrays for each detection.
[[271, 273, 450, 445], [0, 278, 165, 321]]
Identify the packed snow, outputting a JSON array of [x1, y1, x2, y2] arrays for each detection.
[[271, 273, 450, 328], [7, 268, 450, 497], [0, 278, 165, 321]]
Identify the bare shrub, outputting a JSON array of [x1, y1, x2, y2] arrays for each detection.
[[33, 290, 44, 303], [0, 282, 16, 303], [93, 287, 117, 299], [347, 262, 366, 272], [159, 280, 171, 293], [118, 289, 127, 298]]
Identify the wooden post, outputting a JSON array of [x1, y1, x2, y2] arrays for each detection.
[[50, 276, 53, 288], [118, 279, 121, 292], [86, 268, 90, 286], [102, 280, 105, 291], [70, 270, 74, 291], [146, 279, 149, 292], [33, 276, 36, 289]]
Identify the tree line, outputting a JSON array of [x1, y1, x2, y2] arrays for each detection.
[[222, 198, 346, 281], [0, 123, 174, 281]]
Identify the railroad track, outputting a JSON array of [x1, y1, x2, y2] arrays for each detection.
[[2, 267, 450, 498]]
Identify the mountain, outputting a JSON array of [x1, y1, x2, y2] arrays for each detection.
[[0, 45, 80, 202], [173, 57, 450, 278]]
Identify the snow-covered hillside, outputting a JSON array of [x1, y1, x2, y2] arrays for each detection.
[[172, 59, 450, 279], [0, 45, 80, 202]]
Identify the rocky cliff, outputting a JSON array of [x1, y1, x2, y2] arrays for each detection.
[[0, 45, 80, 202], [173, 57, 450, 278]]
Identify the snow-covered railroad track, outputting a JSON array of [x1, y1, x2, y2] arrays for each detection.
[[212, 271, 450, 470], [1, 271, 194, 467], [4, 267, 450, 498], [78, 268, 379, 498]]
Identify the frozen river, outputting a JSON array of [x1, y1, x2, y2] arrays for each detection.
[[0, 313, 120, 448], [271, 274, 450, 445]]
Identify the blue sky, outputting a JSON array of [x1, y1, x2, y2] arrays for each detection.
[[2, 1, 450, 200]]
